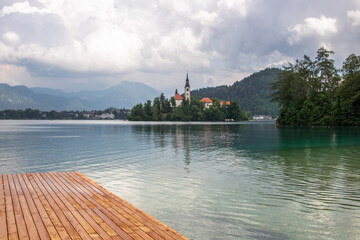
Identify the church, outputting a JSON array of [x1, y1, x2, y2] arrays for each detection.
[[171, 73, 191, 107], [171, 73, 213, 108]]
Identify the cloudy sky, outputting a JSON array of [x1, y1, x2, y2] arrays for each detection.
[[1, 0, 360, 94]]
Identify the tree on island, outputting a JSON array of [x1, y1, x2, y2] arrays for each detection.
[[128, 95, 249, 121], [271, 47, 360, 126]]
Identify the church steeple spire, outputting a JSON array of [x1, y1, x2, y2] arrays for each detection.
[[184, 72, 191, 102], [185, 72, 190, 88]]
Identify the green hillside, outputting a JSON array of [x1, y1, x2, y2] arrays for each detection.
[[190, 68, 281, 116]]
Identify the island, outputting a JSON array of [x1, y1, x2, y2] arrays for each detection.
[[128, 74, 249, 121]]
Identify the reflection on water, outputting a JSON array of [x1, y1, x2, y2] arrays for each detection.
[[0, 120, 360, 240]]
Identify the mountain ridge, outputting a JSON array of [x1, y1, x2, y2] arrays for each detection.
[[0, 81, 160, 111]]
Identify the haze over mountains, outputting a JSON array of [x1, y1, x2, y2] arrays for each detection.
[[0, 81, 160, 111]]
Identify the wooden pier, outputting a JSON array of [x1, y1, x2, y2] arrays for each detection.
[[0, 172, 188, 240]]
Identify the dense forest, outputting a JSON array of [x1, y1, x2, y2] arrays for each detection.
[[190, 68, 281, 116], [128, 94, 249, 121], [271, 47, 360, 126]]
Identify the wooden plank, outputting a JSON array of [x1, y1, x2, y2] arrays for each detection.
[[12, 174, 41, 240], [66, 173, 163, 240], [0, 172, 188, 240], [8, 175, 29, 240], [68, 172, 165, 240], [59, 171, 149, 240], [0, 175, 8, 240], [72, 172, 155, 239], [40, 172, 112, 240], [15, 174, 51, 240], [60, 173, 140, 240], [14, 174, 50, 239], [21, 174, 65, 240], [37, 173, 98, 239], [73, 172, 187, 240], [27, 173, 81, 240], [49, 172, 119, 239], [69, 172, 186, 240], [31, 173, 90, 240], [74, 179, 165, 240], [68, 173, 150, 240], [4, 175, 19, 240]]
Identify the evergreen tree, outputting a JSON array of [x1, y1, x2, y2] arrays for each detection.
[[128, 103, 144, 121], [315, 47, 339, 93], [336, 54, 360, 125], [272, 47, 360, 126]]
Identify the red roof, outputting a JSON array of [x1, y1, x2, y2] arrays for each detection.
[[220, 101, 230, 106], [174, 93, 183, 100], [200, 97, 213, 103]]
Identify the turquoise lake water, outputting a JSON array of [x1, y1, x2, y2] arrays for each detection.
[[0, 120, 359, 240]]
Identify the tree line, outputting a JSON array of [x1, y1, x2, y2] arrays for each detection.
[[128, 94, 249, 121], [0, 108, 130, 120], [271, 47, 360, 126]]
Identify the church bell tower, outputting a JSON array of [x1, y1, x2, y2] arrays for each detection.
[[184, 73, 191, 102]]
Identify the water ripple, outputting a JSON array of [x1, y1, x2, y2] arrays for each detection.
[[0, 121, 360, 240]]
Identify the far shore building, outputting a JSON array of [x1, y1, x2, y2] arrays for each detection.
[[253, 115, 273, 120], [173, 89, 183, 107], [200, 97, 213, 108], [220, 101, 230, 107], [95, 113, 115, 119]]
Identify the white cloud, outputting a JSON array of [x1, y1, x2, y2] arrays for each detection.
[[2, 32, 19, 43], [253, 50, 293, 71], [287, 15, 337, 45], [217, 0, 251, 16], [319, 42, 332, 51], [0, 0, 253, 88], [155, 27, 211, 69], [347, 10, 360, 26], [0, 41, 16, 62], [0, 0, 359, 91], [221, 72, 251, 85], [0, 64, 34, 87], [0, 0, 225, 76], [0, 1, 51, 17], [192, 10, 218, 27]]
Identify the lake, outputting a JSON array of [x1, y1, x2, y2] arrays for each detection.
[[0, 120, 359, 240]]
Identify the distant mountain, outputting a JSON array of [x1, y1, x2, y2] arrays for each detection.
[[66, 81, 160, 110], [0, 81, 160, 111], [30, 87, 68, 97], [0, 83, 90, 111], [190, 68, 281, 116]]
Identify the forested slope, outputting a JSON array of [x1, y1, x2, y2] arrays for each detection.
[[191, 68, 281, 116]]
